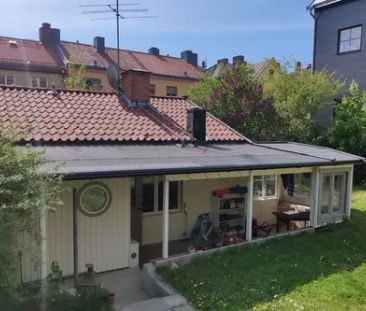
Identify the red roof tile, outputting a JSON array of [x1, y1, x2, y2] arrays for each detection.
[[0, 86, 245, 143], [0, 37, 63, 69]]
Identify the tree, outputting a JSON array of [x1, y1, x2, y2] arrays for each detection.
[[0, 134, 62, 308], [188, 63, 285, 141], [328, 82, 366, 156], [62, 60, 87, 90], [264, 63, 343, 143]]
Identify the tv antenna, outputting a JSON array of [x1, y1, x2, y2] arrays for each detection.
[[80, 1, 157, 90]]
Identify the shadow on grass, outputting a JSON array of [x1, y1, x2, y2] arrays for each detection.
[[158, 208, 366, 310]]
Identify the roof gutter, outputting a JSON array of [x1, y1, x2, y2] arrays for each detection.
[[61, 159, 363, 181]]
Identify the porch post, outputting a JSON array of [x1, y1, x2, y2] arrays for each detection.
[[311, 167, 320, 228], [40, 210, 48, 279], [346, 166, 354, 219], [162, 180, 170, 259], [246, 171, 253, 242]]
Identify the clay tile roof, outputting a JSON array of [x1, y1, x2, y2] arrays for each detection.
[[0, 37, 63, 69], [0, 86, 245, 143], [61, 41, 202, 79], [150, 96, 245, 142]]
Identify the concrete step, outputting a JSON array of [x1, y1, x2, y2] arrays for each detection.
[[120, 294, 191, 311]]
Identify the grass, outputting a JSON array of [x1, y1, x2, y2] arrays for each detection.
[[158, 187, 366, 311]]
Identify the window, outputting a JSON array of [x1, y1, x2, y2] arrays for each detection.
[[0, 74, 15, 85], [320, 173, 346, 216], [338, 25, 362, 54], [253, 175, 278, 199], [131, 177, 182, 213], [294, 173, 311, 197], [78, 182, 112, 216], [32, 77, 48, 88], [149, 84, 156, 95], [85, 78, 102, 90], [166, 86, 177, 96]]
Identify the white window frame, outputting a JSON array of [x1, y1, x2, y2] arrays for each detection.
[[0, 74, 15, 85], [31, 77, 48, 88], [253, 174, 278, 200], [142, 177, 183, 215]]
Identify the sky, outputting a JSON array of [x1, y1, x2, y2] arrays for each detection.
[[0, 0, 315, 67]]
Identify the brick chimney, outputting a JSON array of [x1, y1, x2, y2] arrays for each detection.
[[233, 55, 244, 65], [148, 47, 160, 56], [39, 23, 60, 46], [94, 36, 105, 53], [181, 50, 198, 67], [187, 107, 206, 143], [121, 70, 151, 106]]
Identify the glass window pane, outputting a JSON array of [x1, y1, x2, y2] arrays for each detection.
[[265, 175, 276, 197], [40, 78, 47, 88], [253, 180, 263, 198], [142, 177, 154, 213], [333, 175, 344, 212], [0, 75, 5, 85], [294, 173, 311, 196], [350, 38, 361, 51], [32, 79, 38, 88], [351, 26, 362, 39], [340, 29, 351, 41], [158, 181, 180, 210], [321, 175, 331, 214], [339, 41, 350, 53], [6, 76, 14, 85]]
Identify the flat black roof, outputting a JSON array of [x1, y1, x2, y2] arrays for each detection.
[[28, 142, 363, 180]]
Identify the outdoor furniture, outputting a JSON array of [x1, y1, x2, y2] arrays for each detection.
[[272, 211, 310, 233]]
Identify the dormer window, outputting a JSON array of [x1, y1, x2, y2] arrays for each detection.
[[338, 25, 362, 54]]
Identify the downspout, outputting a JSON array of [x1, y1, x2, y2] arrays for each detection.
[[307, 2, 319, 74]]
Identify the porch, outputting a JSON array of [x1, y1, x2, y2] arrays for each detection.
[[135, 164, 353, 263]]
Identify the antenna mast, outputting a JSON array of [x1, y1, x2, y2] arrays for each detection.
[[80, 2, 157, 89]]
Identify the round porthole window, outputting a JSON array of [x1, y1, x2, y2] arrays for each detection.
[[78, 182, 112, 216]]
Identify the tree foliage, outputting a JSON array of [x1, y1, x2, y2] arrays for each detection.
[[63, 60, 87, 90], [188, 63, 285, 141], [0, 134, 62, 307], [328, 82, 366, 156], [264, 64, 343, 143]]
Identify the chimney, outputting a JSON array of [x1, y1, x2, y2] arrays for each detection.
[[217, 58, 229, 65], [187, 107, 206, 143], [94, 36, 105, 53], [233, 55, 244, 65], [39, 22, 60, 46], [181, 50, 198, 67], [201, 61, 207, 69], [295, 61, 302, 71], [148, 47, 160, 56], [121, 70, 151, 106]]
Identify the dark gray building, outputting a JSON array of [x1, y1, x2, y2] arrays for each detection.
[[311, 0, 366, 88]]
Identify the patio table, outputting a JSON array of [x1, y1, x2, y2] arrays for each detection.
[[272, 211, 310, 233]]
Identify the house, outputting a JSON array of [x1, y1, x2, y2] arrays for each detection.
[[205, 56, 279, 80], [1, 68, 362, 283], [310, 0, 366, 88], [0, 23, 202, 96]]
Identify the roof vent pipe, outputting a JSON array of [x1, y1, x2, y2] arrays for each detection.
[[187, 107, 206, 143]]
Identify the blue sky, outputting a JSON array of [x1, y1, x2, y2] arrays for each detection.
[[1, 0, 314, 66]]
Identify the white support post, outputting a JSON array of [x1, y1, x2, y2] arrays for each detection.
[[246, 172, 254, 242], [40, 210, 48, 279], [346, 166, 354, 219], [311, 167, 320, 228], [162, 180, 170, 259]]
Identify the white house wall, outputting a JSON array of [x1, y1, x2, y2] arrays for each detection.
[[47, 178, 131, 276]]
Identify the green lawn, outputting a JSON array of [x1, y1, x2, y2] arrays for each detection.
[[158, 187, 366, 311]]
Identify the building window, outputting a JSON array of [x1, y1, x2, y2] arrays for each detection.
[[253, 175, 278, 199], [338, 25, 362, 54], [32, 78, 48, 88], [150, 84, 156, 95], [137, 177, 182, 213], [78, 182, 112, 217], [166, 86, 177, 97], [294, 173, 311, 197], [0, 74, 15, 85], [85, 78, 102, 90]]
